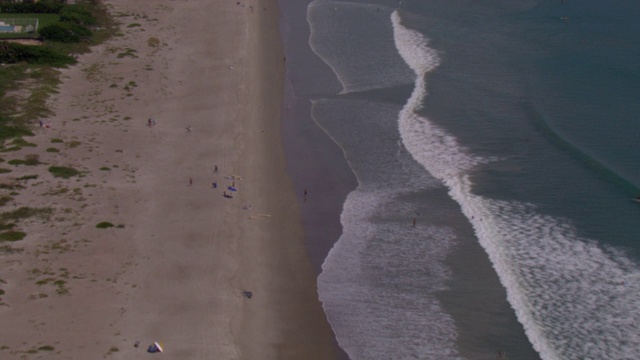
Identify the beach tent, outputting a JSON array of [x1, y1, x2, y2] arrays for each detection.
[[147, 342, 163, 353]]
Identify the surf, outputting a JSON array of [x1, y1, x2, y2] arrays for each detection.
[[392, 9, 640, 360]]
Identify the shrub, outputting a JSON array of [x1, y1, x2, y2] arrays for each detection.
[[48, 166, 80, 178], [59, 4, 97, 26], [8, 154, 41, 166], [96, 221, 114, 229], [0, 231, 26, 242], [0, 1, 64, 14], [0, 123, 34, 142], [0, 43, 76, 67], [39, 22, 92, 43]]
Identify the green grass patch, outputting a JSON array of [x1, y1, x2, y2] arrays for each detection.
[[99, 166, 110, 171], [0, 183, 24, 190], [8, 154, 41, 166], [0, 2, 116, 159], [0, 168, 11, 174], [0, 223, 15, 231], [0, 207, 52, 223], [50, 138, 64, 143], [11, 138, 37, 148], [0, 196, 13, 206], [46, 147, 60, 153], [49, 165, 80, 178], [37, 345, 55, 351], [96, 221, 114, 229], [0, 231, 26, 241]]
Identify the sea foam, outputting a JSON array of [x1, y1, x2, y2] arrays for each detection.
[[393, 9, 640, 360]]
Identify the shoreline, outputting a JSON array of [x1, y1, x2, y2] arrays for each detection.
[[278, 1, 358, 359], [0, 0, 339, 358]]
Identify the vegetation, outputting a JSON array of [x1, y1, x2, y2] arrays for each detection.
[[0, 0, 115, 149], [0, 206, 52, 223], [39, 22, 92, 43], [95, 221, 114, 229], [0, 231, 26, 241], [0, 1, 66, 14], [0, 195, 13, 206], [48, 165, 80, 178], [8, 154, 41, 166], [16, 174, 37, 181]]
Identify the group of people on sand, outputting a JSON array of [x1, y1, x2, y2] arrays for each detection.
[[187, 164, 239, 199]]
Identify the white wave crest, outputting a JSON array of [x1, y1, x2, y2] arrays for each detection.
[[392, 9, 640, 360]]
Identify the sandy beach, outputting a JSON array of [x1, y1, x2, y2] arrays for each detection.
[[0, 0, 338, 358]]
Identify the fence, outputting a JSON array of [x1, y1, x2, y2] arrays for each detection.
[[0, 18, 39, 36]]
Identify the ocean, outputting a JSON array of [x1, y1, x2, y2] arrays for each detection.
[[279, 0, 640, 359]]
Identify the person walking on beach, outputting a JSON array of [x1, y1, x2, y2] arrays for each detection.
[[304, 188, 308, 202], [189, 177, 193, 186], [412, 218, 416, 227], [214, 165, 218, 173]]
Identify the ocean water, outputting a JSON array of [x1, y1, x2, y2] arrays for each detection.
[[282, 0, 640, 359]]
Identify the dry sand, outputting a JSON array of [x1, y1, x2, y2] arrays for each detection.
[[0, 0, 338, 358]]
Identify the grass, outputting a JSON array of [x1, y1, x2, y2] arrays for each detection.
[[0, 207, 52, 223], [46, 147, 60, 153], [0, 196, 13, 206], [0, 2, 116, 148], [96, 221, 114, 229], [8, 154, 41, 166], [49, 165, 80, 178], [0, 231, 26, 241]]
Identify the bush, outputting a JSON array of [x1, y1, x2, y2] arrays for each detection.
[[48, 165, 80, 178], [0, 1, 65, 14], [59, 4, 97, 26], [96, 221, 114, 229], [0, 231, 26, 242], [0, 122, 34, 142], [0, 43, 76, 67], [8, 154, 41, 166], [39, 22, 92, 43]]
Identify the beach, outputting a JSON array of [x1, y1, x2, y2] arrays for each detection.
[[0, 0, 338, 358]]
